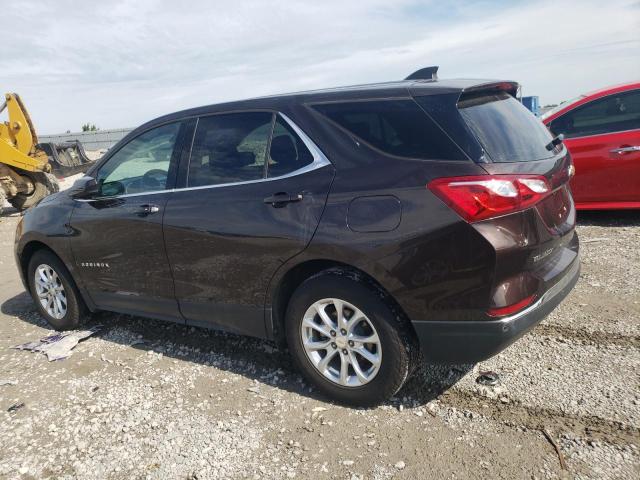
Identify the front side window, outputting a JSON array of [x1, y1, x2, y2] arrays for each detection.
[[312, 99, 467, 161], [267, 116, 314, 177], [188, 112, 273, 187], [96, 122, 181, 196], [549, 89, 640, 138]]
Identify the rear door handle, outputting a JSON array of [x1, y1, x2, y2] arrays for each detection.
[[263, 192, 303, 208], [135, 204, 160, 216], [610, 145, 640, 155]]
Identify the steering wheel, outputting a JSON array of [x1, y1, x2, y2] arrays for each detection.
[[142, 169, 168, 189]]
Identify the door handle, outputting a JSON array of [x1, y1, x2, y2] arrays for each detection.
[[263, 192, 303, 208], [135, 204, 160, 216], [610, 145, 640, 155]]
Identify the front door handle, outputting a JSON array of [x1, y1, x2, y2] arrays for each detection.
[[135, 204, 160, 216], [610, 145, 640, 155], [263, 192, 303, 208]]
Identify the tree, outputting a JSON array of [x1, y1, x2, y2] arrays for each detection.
[[81, 123, 99, 132]]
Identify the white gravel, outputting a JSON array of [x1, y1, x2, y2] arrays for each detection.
[[0, 204, 638, 478]]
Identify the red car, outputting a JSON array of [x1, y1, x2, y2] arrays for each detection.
[[542, 82, 640, 210]]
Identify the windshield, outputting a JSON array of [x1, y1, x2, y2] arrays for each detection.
[[458, 92, 555, 163], [540, 95, 586, 120]]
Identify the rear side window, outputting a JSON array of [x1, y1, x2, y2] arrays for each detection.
[[458, 92, 554, 162], [188, 112, 272, 187], [313, 100, 467, 161], [267, 116, 314, 177], [548, 89, 640, 138]]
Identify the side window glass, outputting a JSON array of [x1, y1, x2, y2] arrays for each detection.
[[550, 90, 640, 138], [313, 100, 467, 161], [267, 116, 314, 177], [188, 112, 273, 187], [96, 122, 181, 196]]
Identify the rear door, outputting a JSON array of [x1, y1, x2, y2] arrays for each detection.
[[70, 121, 188, 320], [548, 89, 640, 205], [163, 112, 334, 338]]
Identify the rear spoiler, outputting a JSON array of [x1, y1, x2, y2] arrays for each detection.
[[461, 81, 520, 98], [405, 66, 519, 98]]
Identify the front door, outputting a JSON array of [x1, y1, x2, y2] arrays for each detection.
[[70, 121, 187, 320], [549, 89, 640, 206], [163, 112, 334, 337]]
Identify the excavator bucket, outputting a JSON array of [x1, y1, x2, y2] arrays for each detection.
[[38, 140, 96, 177]]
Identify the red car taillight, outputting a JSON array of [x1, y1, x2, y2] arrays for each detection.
[[427, 175, 552, 222]]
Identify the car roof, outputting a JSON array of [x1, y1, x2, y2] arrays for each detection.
[[581, 81, 640, 100], [138, 77, 518, 132], [543, 80, 640, 123]]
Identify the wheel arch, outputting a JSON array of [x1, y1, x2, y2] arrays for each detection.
[[19, 240, 95, 311], [19, 240, 57, 292], [269, 258, 416, 348]]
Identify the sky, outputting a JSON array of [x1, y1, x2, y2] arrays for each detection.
[[1, 0, 638, 134]]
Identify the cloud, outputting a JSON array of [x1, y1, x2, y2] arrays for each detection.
[[0, 0, 638, 133]]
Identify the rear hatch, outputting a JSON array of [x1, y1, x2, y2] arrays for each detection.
[[414, 83, 578, 317]]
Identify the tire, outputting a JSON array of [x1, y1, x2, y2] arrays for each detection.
[[9, 172, 55, 210], [285, 269, 416, 407], [27, 249, 87, 330]]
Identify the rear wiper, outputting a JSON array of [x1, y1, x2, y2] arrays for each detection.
[[545, 134, 564, 151]]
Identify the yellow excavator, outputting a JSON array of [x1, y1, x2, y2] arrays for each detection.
[[1, 93, 95, 215]]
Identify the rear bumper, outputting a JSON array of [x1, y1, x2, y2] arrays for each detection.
[[412, 257, 580, 364]]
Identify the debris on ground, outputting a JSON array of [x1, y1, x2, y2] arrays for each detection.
[[476, 370, 500, 386], [7, 402, 25, 413], [394, 460, 406, 470], [13, 325, 102, 361], [543, 429, 569, 471], [0, 379, 17, 386]]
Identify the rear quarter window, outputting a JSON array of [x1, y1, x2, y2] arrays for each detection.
[[312, 99, 467, 161]]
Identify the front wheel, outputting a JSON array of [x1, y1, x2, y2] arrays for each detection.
[[285, 270, 416, 407], [27, 250, 87, 330]]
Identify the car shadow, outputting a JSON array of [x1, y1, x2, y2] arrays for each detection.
[[577, 209, 640, 227], [1, 291, 471, 408]]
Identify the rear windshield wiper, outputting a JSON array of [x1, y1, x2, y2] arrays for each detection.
[[545, 134, 564, 151]]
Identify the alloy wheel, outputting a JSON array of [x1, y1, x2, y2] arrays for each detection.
[[34, 264, 67, 320], [300, 298, 382, 387]]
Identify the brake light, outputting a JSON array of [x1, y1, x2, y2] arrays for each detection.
[[427, 175, 551, 222], [487, 295, 536, 317]]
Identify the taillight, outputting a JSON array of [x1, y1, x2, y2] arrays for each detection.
[[427, 175, 552, 222], [487, 294, 536, 317]]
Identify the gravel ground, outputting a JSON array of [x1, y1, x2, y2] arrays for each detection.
[[0, 202, 638, 479]]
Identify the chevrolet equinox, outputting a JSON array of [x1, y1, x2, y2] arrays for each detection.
[[14, 67, 580, 406]]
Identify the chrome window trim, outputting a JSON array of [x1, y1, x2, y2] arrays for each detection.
[[74, 113, 332, 201]]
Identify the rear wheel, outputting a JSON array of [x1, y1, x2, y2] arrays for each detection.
[[27, 250, 87, 330], [286, 270, 415, 407]]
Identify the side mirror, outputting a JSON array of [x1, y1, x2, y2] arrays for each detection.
[[71, 177, 100, 199], [100, 181, 125, 197]]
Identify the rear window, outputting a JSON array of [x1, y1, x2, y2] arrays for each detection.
[[313, 100, 467, 161], [458, 92, 554, 162]]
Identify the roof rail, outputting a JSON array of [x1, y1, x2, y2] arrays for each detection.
[[405, 66, 439, 81]]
